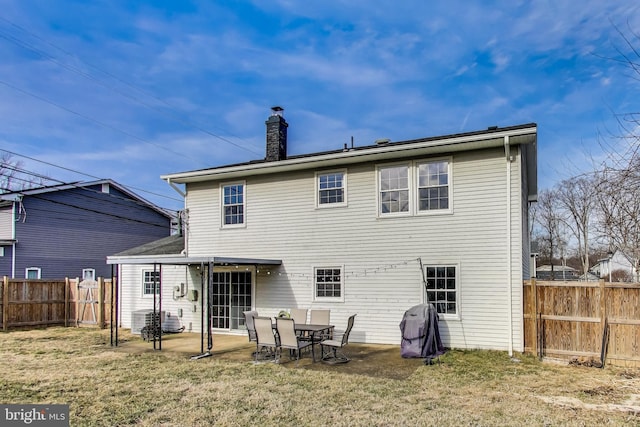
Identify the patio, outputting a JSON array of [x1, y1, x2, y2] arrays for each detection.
[[112, 331, 425, 380]]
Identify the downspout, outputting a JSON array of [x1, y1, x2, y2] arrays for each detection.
[[11, 201, 17, 278], [505, 136, 513, 357], [166, 178, 188, 257]]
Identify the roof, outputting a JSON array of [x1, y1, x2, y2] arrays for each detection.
[[161, 123, 538, 199], [107, 234, 281, 266], [112, 234, 185, 257], [0, 179, 174, 218]]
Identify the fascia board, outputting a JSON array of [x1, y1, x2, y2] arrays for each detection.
[[163, 126, 537, 184]]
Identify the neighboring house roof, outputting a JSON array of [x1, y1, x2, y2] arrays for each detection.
[[0, 179, 173, 218], [162, 123, 538, 200], [113, 234, 185, 257]]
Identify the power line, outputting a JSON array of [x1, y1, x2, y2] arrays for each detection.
[[0, 16, 262, 157], [0, 148, 183, 205], [0, 79, 203, 165]]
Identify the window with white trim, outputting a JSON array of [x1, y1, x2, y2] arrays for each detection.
[[142, 270, 160, 296], [378, 159, 452, 216], [424, 265, 457, 315], [222, 182, 245, 227], [82, 268, 95, 281], [317, 171, 346, 207], [379, 165, 410, 215], [418, 160, 449, 211], [314, 267, 343, 300], [26, 267, 41, 279]]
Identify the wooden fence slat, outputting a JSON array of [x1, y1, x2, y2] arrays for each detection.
[[1, 277, 113, 331], [524, 279, 640, 368]]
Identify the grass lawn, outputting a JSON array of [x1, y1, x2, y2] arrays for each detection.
[[1, 327, 639, 426]]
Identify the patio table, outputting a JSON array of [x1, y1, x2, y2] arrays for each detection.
[[273, 322, 334, 362]]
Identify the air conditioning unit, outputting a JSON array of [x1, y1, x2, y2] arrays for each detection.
[[131, 309, 165, 335]]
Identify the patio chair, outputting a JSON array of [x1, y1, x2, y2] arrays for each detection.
[[310, 309, 332, 340], [320, 314, 356, 364], [289, 308, 308, 325], [275, 317, 313, 365], [253, 316, 277, 362], [243, 310, 258, 343], [310, 309, 330, 325]]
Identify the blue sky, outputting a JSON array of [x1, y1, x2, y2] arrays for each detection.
[[1, 1, 639, 211]]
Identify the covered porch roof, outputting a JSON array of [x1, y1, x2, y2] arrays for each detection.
[[106, 234, 281, 267]]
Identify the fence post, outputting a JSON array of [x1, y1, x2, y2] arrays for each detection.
[[64, 277, 69, 327], [599, 278, 606, 331], [2, 276, 8, 332], [98, 277, 105, 329], [532, 278, 538, 357]]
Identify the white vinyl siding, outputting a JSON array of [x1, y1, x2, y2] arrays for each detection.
[[0, 206, 14, 240], [118, 264, 198, 332], [184, 146, 524, 350]]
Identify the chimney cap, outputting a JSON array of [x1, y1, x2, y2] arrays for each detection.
[[271, 106, 284, 116]]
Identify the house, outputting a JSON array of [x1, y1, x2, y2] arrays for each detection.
[[591, 249, 638, 282], [535, 264, 579, 281], [0, 179, 174, 280], [109, 108, 537, 354]]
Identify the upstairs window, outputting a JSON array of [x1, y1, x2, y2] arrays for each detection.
[[222, 182, 245, 227], [143, 270, 160, 296], [317, 171, 346, 207], [379, 165, 410, 215], [418, 160, 450, 211]]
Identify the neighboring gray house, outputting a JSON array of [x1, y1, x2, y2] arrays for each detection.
[[0, 179, 174, 280], [110, 109, 537, 354]]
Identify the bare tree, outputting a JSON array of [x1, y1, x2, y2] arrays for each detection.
[[593, 165, 640, 282], [532, 189, 565, 278], [0, 153, 46, 193], [555, 175, 596, 278]]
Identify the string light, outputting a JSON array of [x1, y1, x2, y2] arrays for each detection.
[[254, 258, 421, 279]]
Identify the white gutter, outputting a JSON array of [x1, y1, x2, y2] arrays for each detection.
[[505, 136, 513, 357], [162, 126, 537, 184]]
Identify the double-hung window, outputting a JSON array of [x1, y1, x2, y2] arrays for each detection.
[[424, 265, 457, 315], [314, 267, 344, 301], [378, 159, 451, 216], [418, 160, 449, 211], [379, 165, 410, 215], [317, 171, 346, 207], [143, 270, 160, 296], [222, 182, 245, 227]]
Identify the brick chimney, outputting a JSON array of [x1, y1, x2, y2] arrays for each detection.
[[265, 106, 288, 161]]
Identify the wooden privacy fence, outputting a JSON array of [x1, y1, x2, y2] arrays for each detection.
[[0, 277, 114, 331], [524, 279, 640, 367]]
